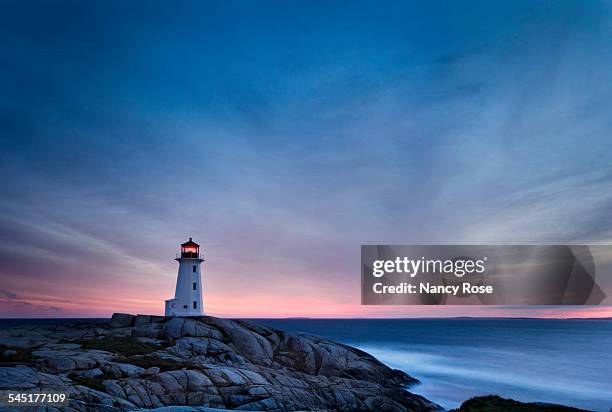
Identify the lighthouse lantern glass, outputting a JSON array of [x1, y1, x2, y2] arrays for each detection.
[[181, 242, 199, 258]]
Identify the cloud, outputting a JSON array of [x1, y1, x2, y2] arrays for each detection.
[[10, 300, 62, 312], [0, 289, 17, 299], [0, 290, 64, 314], [1, 0, 612, 317]]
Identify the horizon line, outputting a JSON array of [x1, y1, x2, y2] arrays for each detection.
[[2, 315, 611, 321]]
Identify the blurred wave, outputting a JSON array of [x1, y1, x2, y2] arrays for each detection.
[[359, 344, 612, 409], [256, 318, 612, 411]]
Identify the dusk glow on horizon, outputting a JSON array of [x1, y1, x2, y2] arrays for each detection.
[[2, 1, 612, 319]]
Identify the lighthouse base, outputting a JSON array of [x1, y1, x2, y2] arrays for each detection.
[[164, 298, 203, 317]]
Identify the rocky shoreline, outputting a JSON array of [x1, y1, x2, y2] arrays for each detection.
[[0, 313, 440, 411], [0, 314, 590, 411]]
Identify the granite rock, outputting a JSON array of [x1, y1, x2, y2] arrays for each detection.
[[0, 314, 440, 411]]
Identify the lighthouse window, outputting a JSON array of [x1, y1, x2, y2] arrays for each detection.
[[192, 282, 197, 290], [193, 301, 197, 309], [183, 305, 187, 309], [192, 265, 196, 272]]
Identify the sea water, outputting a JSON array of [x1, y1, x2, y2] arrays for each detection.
[[255, 318, 612, 411]]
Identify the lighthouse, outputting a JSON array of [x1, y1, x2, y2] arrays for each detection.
[[164, 238, 204, 316]]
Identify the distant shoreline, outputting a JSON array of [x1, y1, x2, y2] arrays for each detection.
[[2, 316, 611, 321]]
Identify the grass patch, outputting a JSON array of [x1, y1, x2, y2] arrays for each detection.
[[451, 395, 587, 412], [76, 337, 159, 356], [68, 373, 107, 392], [114, 355, 187, 372], [0, 345, 33, 364]]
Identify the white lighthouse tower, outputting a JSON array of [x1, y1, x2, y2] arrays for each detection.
[[164, 238, 204, 316]]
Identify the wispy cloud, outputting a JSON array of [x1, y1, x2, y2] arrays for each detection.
[[0, 289, 17, 299], [1, 1, 611, 317]]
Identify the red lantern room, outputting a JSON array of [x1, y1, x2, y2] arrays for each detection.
[[180, 237, 200, 258]]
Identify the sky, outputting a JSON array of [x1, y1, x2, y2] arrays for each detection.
[[1, 0, 612, 318]]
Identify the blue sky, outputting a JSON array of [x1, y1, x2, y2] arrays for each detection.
[[1, 0, 612, 317]]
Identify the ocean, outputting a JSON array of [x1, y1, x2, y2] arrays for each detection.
[[254, 318, 612, 412], [2, 318, 611, 411]]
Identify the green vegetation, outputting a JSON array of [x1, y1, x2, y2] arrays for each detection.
[[76, 337, 159, 356], [114, 355, 187, 372], [68, 373, 107, 392], [0, 345, 33, 364], [452, 395, 587, 412]]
